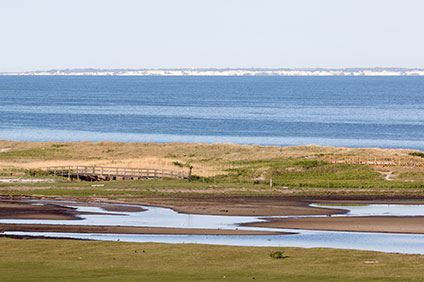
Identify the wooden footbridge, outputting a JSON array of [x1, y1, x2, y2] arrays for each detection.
[[43, 166, 191, 181]]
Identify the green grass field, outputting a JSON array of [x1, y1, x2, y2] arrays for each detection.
[[0, 238, 423, 282]]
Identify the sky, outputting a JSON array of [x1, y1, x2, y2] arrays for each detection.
[[1, 0, 423, 72]]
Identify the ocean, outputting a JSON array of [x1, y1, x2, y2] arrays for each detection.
[[1, 76, 423, 149]]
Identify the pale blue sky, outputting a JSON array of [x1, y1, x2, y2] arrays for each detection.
[[1, 0, 423, 72]]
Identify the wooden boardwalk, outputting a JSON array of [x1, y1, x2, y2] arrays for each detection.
[[43, 166, 190, 181]]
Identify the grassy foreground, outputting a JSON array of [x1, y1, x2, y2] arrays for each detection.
[[0, 238, 423, 282]]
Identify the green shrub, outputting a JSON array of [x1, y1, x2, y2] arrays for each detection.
[[51, 143, 67, 148], [409, 151, 424, 158], [270, 251, 288, 259], [173, 161, 184, 167], [26, 169, 50, 177]]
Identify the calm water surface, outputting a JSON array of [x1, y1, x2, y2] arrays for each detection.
[[1, 76, 424, 149]]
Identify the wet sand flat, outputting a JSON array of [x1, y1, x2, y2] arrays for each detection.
[[246, 216, 424, 234], [136, 196, 346, 216], [4, 197, 424, 236], [0, 196, 346, 219], [0, 198, 146, 220], [0, 223, 286, 236]]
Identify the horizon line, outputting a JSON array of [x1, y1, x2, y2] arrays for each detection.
[[3, 66, 424, 73], [2, 67, 424, 77]]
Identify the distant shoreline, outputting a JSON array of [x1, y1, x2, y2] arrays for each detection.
[[2, 67, 424, 76], [1, 139, 422, 151]]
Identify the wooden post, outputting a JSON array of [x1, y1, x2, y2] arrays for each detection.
[[188, 166, 193, 180], [269, 178, 273, 188]]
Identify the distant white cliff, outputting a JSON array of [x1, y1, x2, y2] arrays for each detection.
[[2, 68, 424, 76]]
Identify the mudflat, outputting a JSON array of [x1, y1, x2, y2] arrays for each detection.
[[4, 197, 424, 235], [246, 216, 424, 234], [0, 197, 347, 218], [136, 196, 346, 216], [0, 223, 285, 235], [0, 198, 146, 220], [0, 200, 79, 220]]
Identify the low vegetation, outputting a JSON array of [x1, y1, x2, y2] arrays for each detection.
[[1, 141, 424, 196], [269, 250, 288, 259], [205, 158, 424, 189], [409, 151, 424, 158]]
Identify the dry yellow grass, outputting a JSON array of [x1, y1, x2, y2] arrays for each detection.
[[0, 141, 423, 177]]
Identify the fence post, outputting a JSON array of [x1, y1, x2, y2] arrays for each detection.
[[188, 166, 193, 180]]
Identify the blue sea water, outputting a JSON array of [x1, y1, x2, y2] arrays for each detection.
[[0, 76, 423, 149]]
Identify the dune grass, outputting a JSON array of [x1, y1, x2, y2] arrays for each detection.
[[1, 140, 424, 176], [2, 141, 424, 192], [0, 238, 423, 282]]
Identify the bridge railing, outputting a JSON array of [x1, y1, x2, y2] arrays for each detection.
[[42, 166, 189, 180]]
